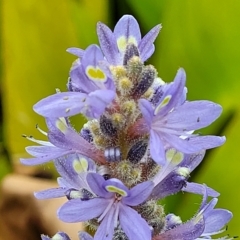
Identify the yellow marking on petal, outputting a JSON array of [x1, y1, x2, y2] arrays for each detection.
[[106, 185, 127, 196], [166, 148, 176, 162], [63, 96, 69, 100], [86, 66, 106, 82], [154, 95, 171, 115], [172, 151, 184, 165], [56, 118, 68, 133], [117, 36, 137, 52], [73, 158, 88, 173]]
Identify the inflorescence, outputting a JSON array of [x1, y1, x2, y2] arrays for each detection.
[[21, 15, 233, 240]]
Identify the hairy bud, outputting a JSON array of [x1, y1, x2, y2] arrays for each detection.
[[127, 140, 148, 163], [123, 43, 139, 65], [100, 115, 117, 137], [132, 65, 156, 98]]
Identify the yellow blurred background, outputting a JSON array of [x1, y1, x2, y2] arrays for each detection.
[[0, 0, 239, 238]]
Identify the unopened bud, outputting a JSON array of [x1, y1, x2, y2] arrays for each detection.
[[123, 43, 139, 65], [104, 146, 121, 162], [132, 65, 156, 98], [100, 115, 117, 137], [127, 140, 148, 163]]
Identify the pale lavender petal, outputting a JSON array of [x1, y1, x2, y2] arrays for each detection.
[[20, 148, 72, 165], [180, 151, 205, 171], [139, 24, 162, 61], [81, 44, 104, 70], [183, 182, 220, 197], [154, 216, 204, 240], [119, 204, 151, 240], [103, 178, 129, 195], [164, 101, 222, 131], [138, 99, 154, 127], [154, 68, 186, 117], [67, 47, 84, 58], [33, 92, 87, 118], [94, 206, 115, 240], [78, 232, 93, 240], [25, 145, 66, 157], [97, 22, 119, 65], [114, 15, 141, 45], [151, 172, 187, 200], [123, 181, 154, 206], [203, 209, 233, 235], [58, 198, 109, 222], [150, 130, 166, 165], [86, 89, 115, 118], [34, 188, 66, 199], [41, 232, 71, 240], [87, 173, 113, 198], [162, 133, 226, 154]]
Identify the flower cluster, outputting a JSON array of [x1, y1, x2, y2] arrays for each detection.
[[22, 15, 233, 240]]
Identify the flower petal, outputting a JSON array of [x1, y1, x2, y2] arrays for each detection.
[[154, 215, 204, 240], [138, 24, 162, 61], [150, 130, 166, 165], [164, 101, 222, 131], [123, 181, 154, 206], [183, 182, 220, 197], [33, 92, 87, 118], [97, 22, 119, 65], [87, 173, 113, 198], [119, 204, 151, 240], [58, 198, 109, 222], [34, 188, 66, 199]]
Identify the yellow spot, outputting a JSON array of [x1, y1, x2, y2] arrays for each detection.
[[56, 118, 68, 133], [86, 66, 106, 82], [166, 148, 176, 162], [106, 185, 127, 196], [117, 36, 137, 52], [73, 158, 88, 173], [154, 95, 171, 115], [172, 152, 184, 164]]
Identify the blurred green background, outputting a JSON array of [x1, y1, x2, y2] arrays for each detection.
[[1, 0, 239, 237]]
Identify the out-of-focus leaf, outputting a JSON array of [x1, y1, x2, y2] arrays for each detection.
[[1, 0, 108, 158]]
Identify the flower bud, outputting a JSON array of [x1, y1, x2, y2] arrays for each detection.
[[132, 65, 156, 98], [104, 146, 121, 162], [123, 43, 139, 65], [100, 115, 117, 137], [127, 140, 148, 163]]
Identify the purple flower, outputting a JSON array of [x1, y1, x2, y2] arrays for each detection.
[[151, 149, 219, 199], [154, 186, 232, 240], [34, 154, 96, 200], [97, 15, 161, 65], [58, 173, 154, 240], [33, 45, 116, 119], [41, 232, 71, 240], [196, 189, 233, 239], [21, 117, 105, 166], [136, 68, 225, 165]]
